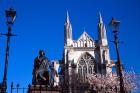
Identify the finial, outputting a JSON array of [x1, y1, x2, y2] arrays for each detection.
[[67, 10, 69, 18], [99, 12, 103, 23], [66, 10, 70, 23], [83, 27, 86, 32]]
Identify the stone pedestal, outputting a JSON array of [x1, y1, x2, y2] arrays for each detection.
[[28, 85, 62, 93]]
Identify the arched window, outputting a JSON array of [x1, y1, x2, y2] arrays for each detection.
[[83, 65, 87, 74], [83, 65, 87, 82], [88, 66, 92, 74], [78, 66, 82, 83], [78, 53, 95, 83]]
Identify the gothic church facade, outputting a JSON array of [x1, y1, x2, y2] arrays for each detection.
[[63, 12, 113, 89]]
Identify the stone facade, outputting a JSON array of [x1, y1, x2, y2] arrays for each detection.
[[63, 12, 114, 92]]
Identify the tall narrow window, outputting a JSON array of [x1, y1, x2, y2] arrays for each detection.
[[78, 66, 82, 83], [89, 66, 92, 74]]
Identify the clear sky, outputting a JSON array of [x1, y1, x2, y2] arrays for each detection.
[[0, 0, 140, 92]]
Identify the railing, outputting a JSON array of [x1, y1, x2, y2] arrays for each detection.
[[10, 82, 28, 93], [10, 83, 92, 93], [1, 82, 129, 93]]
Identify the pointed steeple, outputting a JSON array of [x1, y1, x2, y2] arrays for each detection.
[[64, 11, 73, 46], [97, 13, 111, 74], [97, 12, 108, 46]]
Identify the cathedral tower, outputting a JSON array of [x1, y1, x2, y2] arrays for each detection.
[[64, 11, 73, 46], [97, 13, 112, 74]]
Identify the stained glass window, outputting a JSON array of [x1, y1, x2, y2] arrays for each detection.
[[78, 53, 95, 83]]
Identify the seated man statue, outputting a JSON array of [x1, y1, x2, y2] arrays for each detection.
[[32, 50, 50, 85]]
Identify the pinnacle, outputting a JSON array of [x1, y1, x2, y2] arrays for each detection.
[[99, 12, 103, 23]]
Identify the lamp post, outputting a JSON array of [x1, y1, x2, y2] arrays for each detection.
[[109, 18, 124, 93], [1, 7, 16, 93]]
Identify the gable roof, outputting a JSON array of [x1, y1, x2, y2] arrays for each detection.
[[77, 31, 95, 42]]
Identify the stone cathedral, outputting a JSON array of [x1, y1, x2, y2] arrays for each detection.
[[63, 12, 113, 91], [30, 12, 114, 93]]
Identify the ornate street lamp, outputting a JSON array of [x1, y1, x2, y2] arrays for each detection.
[[1, 7, 16, 93], [5, 8, 16, 25], [109, 18, 125, 93]]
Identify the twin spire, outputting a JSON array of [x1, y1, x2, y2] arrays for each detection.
[[64, 11, 107, 46], [66, 11, 103, 24]]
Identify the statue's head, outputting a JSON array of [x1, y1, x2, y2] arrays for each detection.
[[39, 49, 45, 56]]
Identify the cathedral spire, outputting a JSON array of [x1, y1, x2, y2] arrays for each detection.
[[64, 11, 73, 46], [97, 12, 108, 46], [97, 13, 111, 74]]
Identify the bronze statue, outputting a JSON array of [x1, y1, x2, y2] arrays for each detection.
[[32, 50, 50, 85]]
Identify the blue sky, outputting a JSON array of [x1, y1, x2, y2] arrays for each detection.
[[0, 0, 140, 92]]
